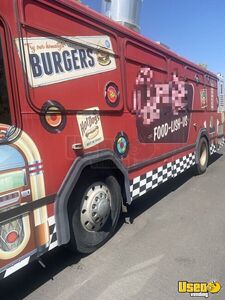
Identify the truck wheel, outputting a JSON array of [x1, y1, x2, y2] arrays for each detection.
[[69, 175, 122, 254], [196, 137, 209, 175]]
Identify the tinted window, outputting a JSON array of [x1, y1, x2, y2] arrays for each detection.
[[0, 37, 11, 124]]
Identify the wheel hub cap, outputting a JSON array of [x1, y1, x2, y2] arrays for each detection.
[[80, 184, 111, 232], [200, 144, 207, 166]]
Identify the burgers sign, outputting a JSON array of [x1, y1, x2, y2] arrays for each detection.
[[16, 36, 116, 87]]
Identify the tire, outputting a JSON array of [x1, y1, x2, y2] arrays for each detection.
[[196, 137, 209, 175], [69, 174, 122, 254]]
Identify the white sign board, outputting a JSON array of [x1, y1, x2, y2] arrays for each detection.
[[76, 107, 104, 149], [16, 36, 116, 87]]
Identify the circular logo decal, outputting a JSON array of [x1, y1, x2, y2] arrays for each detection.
[[105, 82, 120, 107], [40, 100, 66, 133], [45, 106, 62, 128], [114, 132, 129, 158], [107, 86, 117, 104]]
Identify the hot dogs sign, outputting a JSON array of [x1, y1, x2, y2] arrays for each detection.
[[133, 67, 194, 143], [76, 107, 104, 149], [15, 36, 116, 87]]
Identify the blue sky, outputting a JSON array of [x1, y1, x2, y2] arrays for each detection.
[[82, 0, 225, 76]]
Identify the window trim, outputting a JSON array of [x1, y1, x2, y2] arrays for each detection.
[[0, 17, 22, 139]]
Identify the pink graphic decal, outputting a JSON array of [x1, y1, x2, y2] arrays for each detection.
[[133, 67, 188, 125], [133, 67, 194, 143]]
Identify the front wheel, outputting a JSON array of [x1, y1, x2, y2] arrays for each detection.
[[69, 175, 122, 254], [196, 137, 209, 175]]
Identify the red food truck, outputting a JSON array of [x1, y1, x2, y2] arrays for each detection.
[[0, 0, 224, 279]]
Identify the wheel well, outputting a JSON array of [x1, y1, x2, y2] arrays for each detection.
[[67, 159, 127, 215], [55, 150, 130, 246]]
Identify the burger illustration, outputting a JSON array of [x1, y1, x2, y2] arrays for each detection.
[[96, 47, 111, 66]]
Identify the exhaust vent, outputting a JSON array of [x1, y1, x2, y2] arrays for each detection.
[[101, 0, 143, 33]]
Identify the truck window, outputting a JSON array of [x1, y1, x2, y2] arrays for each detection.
[[0, 37, 11, 124]]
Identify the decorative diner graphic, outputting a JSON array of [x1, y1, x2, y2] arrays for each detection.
[[133, 67, 194, 143], [0, 125, 49, 266], [15, 35, 116, 87]]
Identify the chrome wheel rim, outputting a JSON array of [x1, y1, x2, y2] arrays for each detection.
[[200, 143, 207, 166], [80, 183, 111, 232]]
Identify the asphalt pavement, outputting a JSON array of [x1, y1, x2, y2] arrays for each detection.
[[1, 148, 225, 300]]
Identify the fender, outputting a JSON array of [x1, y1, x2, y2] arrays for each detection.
[[195, 128, 210, 164], [55, 150, 130, 246]]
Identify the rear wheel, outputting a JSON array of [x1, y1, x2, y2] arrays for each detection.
[[196, 137, 209, 174], [69, 174, 122, 254]]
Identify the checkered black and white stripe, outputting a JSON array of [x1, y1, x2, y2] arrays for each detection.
[[217, 137, 225, 151], [0, 215, 57, 279], [130, 137, 225, 201], [0, 250, 37, 280], [48, 215, 58, 251], [210, 143, 217, 155], [210, 137, 225, 155], [130, 162, 173, 199], [172, 153, 196, 177], [130, 152, 195, 201]]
